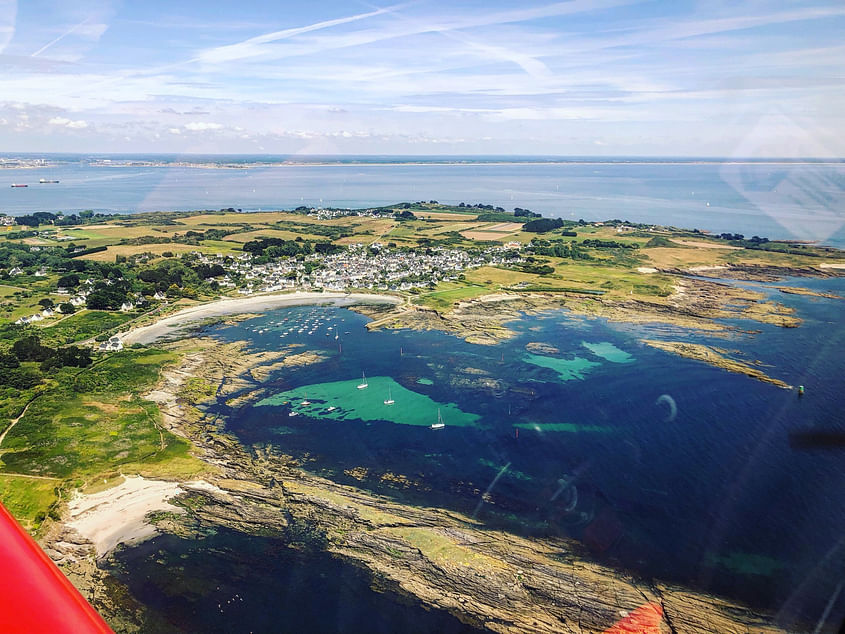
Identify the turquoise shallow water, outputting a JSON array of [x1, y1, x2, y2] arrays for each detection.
[[581, 341, 635, 363], [523, 352, 601, 380], [256, 375, 480, 427]]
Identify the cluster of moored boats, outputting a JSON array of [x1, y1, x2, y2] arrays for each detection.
[[249, 310, 446, 429], [248, 309, 347, 340], [287, 379, 446, 429]]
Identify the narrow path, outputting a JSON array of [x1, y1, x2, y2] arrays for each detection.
[[366, 307, 414, 329], [0, 399, 35, 448], [39, 307, 88, 328], [0, 472, 61, 481]]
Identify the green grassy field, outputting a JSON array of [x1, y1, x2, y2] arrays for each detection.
[[0, 475, 60, 532], [37, 310, 136, 345], [414, 282, 491, 310], [0, 349, 207, 532]]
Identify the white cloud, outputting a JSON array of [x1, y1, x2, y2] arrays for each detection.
[[183, 121, 223, 131], [48, 116, 88, 128]]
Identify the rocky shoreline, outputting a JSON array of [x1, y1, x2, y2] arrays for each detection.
[[45, 339, 787, 633], [641, 340, 791, 389]]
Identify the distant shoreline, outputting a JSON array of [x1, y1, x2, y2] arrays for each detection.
[[2, 155, 844, 170]]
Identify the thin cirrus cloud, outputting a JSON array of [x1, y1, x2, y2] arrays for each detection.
[[0, 0, 842, 155]]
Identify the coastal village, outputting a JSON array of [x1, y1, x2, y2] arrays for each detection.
[[228, 242, 520, 294], [3, 215, 524, 351]]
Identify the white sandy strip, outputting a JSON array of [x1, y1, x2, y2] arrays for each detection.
[[122, 291, 400, 345], [637, 267, 658, 273], [66, 475, 220, 557], [819, 263, 845, 269], [687, 265, 728, 273]]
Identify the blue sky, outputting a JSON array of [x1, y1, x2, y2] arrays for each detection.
[[0, 0, 842, 155]]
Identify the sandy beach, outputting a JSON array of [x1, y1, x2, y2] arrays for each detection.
[[121, 291, 401, 345], [66, 475, 224, 557]]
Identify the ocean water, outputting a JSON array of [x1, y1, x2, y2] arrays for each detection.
[[108, 528, 478, 634], [2, 156, 844, 247], [144, 277, 845, 632]]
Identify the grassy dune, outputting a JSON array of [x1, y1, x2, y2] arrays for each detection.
[[0, 349, 206, 532]]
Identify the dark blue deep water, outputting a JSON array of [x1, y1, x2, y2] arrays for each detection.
[[109, 529, 477, 634], [106, 276, 845, 632]]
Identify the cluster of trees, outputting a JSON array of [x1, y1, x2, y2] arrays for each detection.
[[529, 241, 592, 260], [12, 210, 111, 228], [457, 203, 507, 212], [514, 208, 541, 218], [580, 239, 639, 249], [523, 218, 565, 233], [0, 335, 92, 388], [393, 210, 416, 220], [645, 236, 673, 247], [242, 237, 342, 259], [518, 259, 556, 275], [0, 241, 117, 279], [12, 212, 61, 227], [718, 233, 745, 241], [86, 279, 133, 310]]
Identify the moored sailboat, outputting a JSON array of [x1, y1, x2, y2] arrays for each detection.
[[430, 408, 445, 429]]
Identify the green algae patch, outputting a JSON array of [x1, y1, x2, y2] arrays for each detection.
[[386, 526, 507, 571], [523, 352, 600, 381], [478, 458, 532, 481], [706, 551, 786, 577], [255, 376, 481, 428], [416, 377, 434, 385], [581, 341, 635, 364], [513, 422, 612, 434]]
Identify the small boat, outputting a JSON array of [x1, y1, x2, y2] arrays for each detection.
[[300, 393, 311, 406], [335, 334, 339, 340], [288, 411, 299, 417], [39, 179, 59, 184], [327, 406, 337, 412], [430, 408, 445, 430], [10, 184, 27, 188], [357, 372, 368, 389], [384, 387, 394, 405]]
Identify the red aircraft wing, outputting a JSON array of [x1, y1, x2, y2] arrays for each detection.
[[0, 502, 113, 633]]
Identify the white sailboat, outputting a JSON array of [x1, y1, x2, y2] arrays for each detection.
[[357, 372, 368, 389], [300, 392, 311, 406], [430, 408, 445, 430], [384, 387, 394, 405]]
